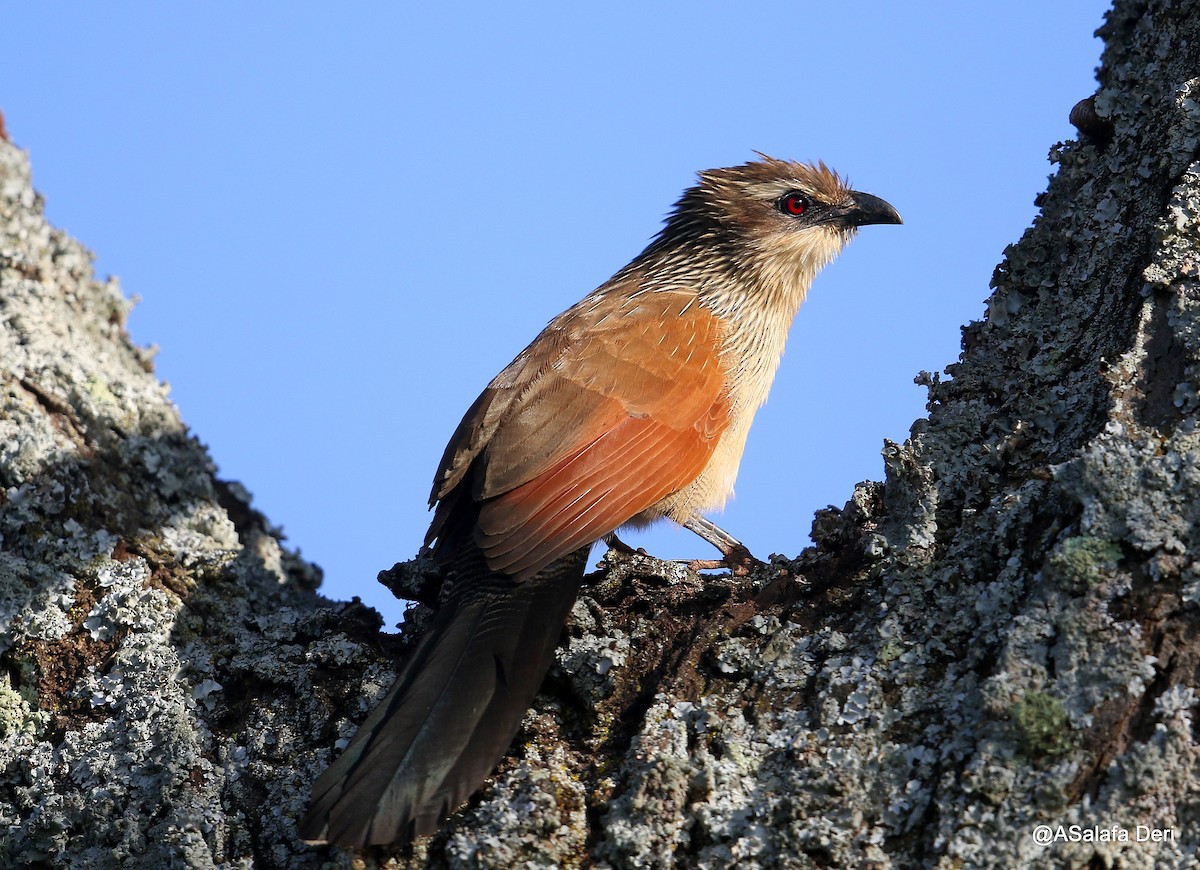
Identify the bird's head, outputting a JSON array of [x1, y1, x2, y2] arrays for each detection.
[[703, 154, 899, 262], [651, 155, 900, 298]]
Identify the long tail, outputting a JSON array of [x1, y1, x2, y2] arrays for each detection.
[[299, 546, 589, 847]]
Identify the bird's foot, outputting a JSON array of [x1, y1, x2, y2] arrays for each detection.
[[679, 515, 763, 576], [603, 532, 647, 557], [683, 543, 762, 577]]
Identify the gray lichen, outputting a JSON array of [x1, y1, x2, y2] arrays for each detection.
[[5, 0, 1200, 867], [0, 127, 343, 868]]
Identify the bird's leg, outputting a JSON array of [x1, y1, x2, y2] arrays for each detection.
[[602, 531, 643, 555], [680, 515, 762, 576]]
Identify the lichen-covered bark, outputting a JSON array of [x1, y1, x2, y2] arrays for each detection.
[[3, 0, 1200, 867], [0, 130, 351, 867]]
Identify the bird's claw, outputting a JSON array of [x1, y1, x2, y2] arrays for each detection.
[[603, 532, 646, 556], [683, 544, 762, 576]]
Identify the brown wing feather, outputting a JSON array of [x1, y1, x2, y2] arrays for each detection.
[[480, 409, 727, 578], [427, 286, 731, 580]]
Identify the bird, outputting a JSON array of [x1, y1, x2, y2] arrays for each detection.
[[299, 155, 901, 848]]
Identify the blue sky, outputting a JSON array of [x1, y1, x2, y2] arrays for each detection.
[[5, 3, 1110, 627]]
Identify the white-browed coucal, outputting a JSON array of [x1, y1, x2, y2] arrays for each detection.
[[300, 156, 901, 847]]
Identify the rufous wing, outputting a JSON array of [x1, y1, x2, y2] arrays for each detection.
[[427, 287, 731, 581]]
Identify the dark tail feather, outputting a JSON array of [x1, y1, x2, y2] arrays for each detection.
[[299, 546, 589, 847]]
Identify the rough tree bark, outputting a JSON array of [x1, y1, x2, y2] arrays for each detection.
[[4, 1, 1200, 867]]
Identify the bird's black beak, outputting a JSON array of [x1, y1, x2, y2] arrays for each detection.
[[842, 191, 903, 227]]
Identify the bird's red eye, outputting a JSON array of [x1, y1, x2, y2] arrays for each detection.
[[779, 192, 808, 216]]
